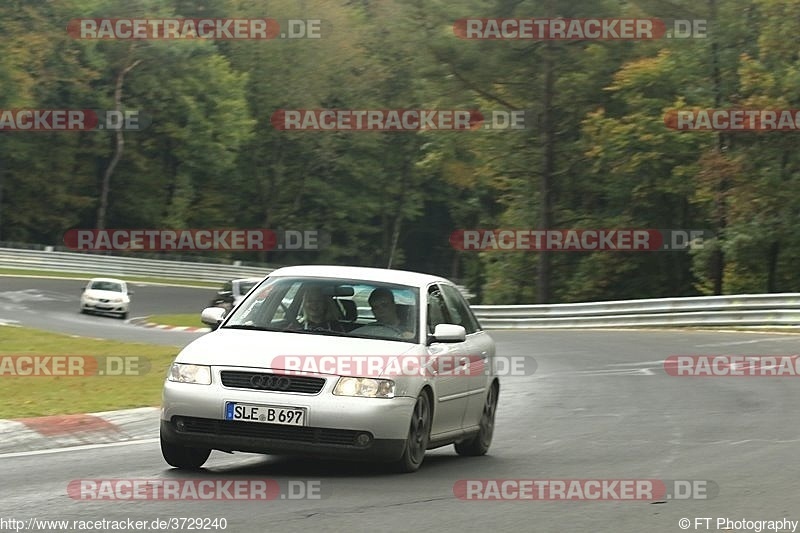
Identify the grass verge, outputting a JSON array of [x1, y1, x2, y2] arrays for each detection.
[[0, 326, 178, 418]]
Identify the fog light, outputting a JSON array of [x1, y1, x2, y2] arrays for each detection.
[[175, 418, 186, 431], [356, 433, 371, 446]]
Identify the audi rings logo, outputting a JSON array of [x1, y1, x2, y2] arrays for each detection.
[[249, 374, 292, 391]]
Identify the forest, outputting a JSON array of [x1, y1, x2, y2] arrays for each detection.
[[1, 0, 798, 304]]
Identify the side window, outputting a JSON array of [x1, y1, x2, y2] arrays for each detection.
[[221, 281, 232, 294], [441, 284, 480, 334], [427, 285, 450, 334]]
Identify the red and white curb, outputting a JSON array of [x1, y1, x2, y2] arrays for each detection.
[[0, 407, 160, 454], [142, 322, 210, 333], [128, 316, 210, 332]]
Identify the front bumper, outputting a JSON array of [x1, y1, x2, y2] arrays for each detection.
[[82, 301, 128, 313], [161, 418, 407, 461], [161, 373, 416, 461]]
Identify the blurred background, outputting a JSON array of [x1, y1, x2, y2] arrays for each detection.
[[1, 0, 798, 304]]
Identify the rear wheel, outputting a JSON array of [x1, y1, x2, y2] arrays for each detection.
[[160, 431, 211, 470], [455, 382, 498, 456], [393, 391, 432, 473]]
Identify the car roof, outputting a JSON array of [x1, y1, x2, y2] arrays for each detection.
[[232, 277, 263, 283], [267, 265, 451, 288], [88, 277, 126, 284]]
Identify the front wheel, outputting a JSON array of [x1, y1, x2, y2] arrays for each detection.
[[160, 431, 211, 470], [455, 382, 498, 456], [393, 391, 432, 473]]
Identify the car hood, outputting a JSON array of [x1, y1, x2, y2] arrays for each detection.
[[175, 329, 422, 375], [84, 289, 126, 299]]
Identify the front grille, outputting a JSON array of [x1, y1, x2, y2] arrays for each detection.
[[220, 371, 325, 394], [176, 417, 365, 446]]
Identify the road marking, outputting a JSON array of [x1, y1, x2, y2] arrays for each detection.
[[0, 438, 158, 459], [695, 337, 800, 347]]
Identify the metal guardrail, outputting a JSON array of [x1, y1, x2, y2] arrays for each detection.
[[0, 247, 474, 296], [471, 294, 800, 329], [0, 247, 272, 283], [1, 247, 797, 328]]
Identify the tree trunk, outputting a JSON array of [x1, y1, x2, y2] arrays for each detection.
[[96, 59, 142, 230], [766, 241, 779, 293], [537, 41, 556, 303], [0, 155, 4, 241], [709, 0, 725, 295]]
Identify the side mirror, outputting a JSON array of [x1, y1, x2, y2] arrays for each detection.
[[201, 307, 226, 326], [429, 324, 466, 343]]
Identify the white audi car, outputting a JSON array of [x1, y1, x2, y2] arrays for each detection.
[[79, 277, 132, 319], [160, 265, 498, 473]]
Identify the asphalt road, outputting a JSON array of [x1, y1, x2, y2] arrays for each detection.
[[1, 276, 799, 532], [0, 276, 211, 345]]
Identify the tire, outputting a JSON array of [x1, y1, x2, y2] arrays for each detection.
[[455, 381, 499, 457], [160, 431, 211, 470], [79, 308, 87, 314], [119, 312, 129, 320], [393, 391, 432, 473]]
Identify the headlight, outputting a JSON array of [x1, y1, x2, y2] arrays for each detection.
[[112, 297, 123, 303], [333, 377, 395, 398], [168, 363, 211, 385]]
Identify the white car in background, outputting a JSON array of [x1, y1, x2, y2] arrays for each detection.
[[80, 277, 132, 319]]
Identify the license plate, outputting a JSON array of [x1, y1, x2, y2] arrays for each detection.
[[225, 402, 306, 426]]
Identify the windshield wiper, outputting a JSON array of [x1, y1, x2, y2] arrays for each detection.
[[287, 329, 350, 338], [222, 324, 282, 332]]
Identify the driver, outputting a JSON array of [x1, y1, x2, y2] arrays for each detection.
[[297, 286, 344, 332]]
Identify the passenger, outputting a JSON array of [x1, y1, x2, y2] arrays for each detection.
[[368, 287, 414, 338]]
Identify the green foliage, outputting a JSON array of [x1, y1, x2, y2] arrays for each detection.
[[1, 0, 799, 302]]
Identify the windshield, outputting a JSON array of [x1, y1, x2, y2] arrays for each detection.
[[90, 281, 123, 292], [223, 276, 420, 343]]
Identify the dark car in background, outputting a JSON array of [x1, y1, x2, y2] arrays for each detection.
[[209, 277, 263, 315]]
